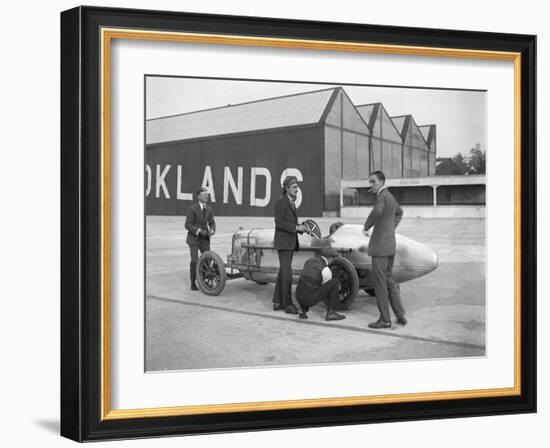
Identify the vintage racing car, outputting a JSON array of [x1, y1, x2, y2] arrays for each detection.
[[195, 220, 438, 308]]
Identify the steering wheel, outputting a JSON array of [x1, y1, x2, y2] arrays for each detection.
[[301, 219, 322, 239]]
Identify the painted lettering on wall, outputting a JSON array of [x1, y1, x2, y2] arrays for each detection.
[[145, 164, 303, 208]]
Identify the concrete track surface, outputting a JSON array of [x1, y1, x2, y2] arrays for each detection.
[[145, 216, 486, 371]]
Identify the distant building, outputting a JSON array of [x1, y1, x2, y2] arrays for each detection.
[[436, 158, 464, 175]]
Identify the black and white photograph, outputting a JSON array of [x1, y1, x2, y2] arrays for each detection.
[[144, 76, 487, 371]]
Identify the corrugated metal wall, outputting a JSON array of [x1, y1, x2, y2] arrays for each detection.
[[323, 90, 371, 213], [145, 126, 325, 217], [394, 116, 430, 178], [420, 124, 437, 176]]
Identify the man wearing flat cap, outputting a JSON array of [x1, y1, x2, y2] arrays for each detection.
[[272, 175, 307, 314], [185, 187, 216, 291], [295, 247, 346, 321]]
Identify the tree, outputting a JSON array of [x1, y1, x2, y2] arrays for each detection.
[[466, 143, 486, 174], [448, 145, 486, 175], [452, 152, 468, 174]]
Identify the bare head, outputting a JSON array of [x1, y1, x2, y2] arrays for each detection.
[[197, 187, 210, 203], [368, 170, 386, 194]]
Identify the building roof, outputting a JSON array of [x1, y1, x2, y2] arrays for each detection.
[[146, 87, 338, 145], [390, 115, 411, 141], [356, 102, 403, 141], [419, 124, 435, 145], [436, 158, 463, 175], [355, 103, 380, 130]]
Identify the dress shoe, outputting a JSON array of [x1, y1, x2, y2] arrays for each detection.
[[368, 319, 391, 329], [190, 283, 199, 291], [325, 310, 346, 321], [273, 303, 283, 311], [396, 316, 408, 326], [285, 304, 299, 314]]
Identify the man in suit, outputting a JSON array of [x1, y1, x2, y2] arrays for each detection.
[[363, 171, 407, 329], [272, 175, 307, 314], [185, 187, 216, 291], [295, 248, 346, 321]]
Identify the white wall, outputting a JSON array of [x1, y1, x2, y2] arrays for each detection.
[[1, 1, 545, 447], [342, 205, 486, 219]]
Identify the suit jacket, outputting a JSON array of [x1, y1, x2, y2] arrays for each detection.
[[296, 257, 327, 301], [185, 202, 216, 246], [364, 187, 403, 256], [273, 194, 299, 251]]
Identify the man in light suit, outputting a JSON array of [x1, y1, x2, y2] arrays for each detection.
[[185, 187, 216, 291], [363, 171, 406, 329], [272, 175, 307, 314], [295, 248, 346, 321]]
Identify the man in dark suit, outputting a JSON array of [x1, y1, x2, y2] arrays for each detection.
[[272, 176, 307, 314], [363, 171, 406, 329], [185, 187, 216, 291], [295, 248, 346, 321]]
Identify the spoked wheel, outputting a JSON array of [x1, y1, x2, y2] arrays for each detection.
[[330, 256, 359, 309], [196, 251, 227, 296]]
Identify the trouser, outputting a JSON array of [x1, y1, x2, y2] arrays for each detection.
[[371, 255, 405, 323], [189, 239, 211, 285], [297, 278, 340, 311], [272, 250, 295, 308]]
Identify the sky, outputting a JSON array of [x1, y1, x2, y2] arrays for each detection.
[[146, 76, 487, 158]]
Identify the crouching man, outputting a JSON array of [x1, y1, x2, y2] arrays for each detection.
[[296, 248, 346, 321]]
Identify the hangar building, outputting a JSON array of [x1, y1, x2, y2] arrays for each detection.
[[146, 86, 471, 218]]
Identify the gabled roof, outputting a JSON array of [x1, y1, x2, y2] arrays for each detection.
[[355, 103, 380, 131], [146, 87, 338, 145], [356, 103, 402, 141], [390, 115, 411, 141], [419, 124, 436, 147], [436, 158, 463, 175]]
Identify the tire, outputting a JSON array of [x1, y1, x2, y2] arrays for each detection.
[[364, 288, 376, 297], [330, 256, 359, 308], [196, 251, 227, 296]]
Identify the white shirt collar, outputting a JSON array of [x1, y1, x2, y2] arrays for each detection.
[[377, 185, 387, 195], [321, 256, 328, 265]]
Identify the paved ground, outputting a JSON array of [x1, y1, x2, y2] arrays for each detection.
[[145, 216, 486, 371]]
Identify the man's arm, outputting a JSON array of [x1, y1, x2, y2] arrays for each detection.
[[364, 196, 385, 232], [208, 209, 216, 235]]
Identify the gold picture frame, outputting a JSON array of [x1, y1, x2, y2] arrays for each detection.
[[61, 6, 536, 441]]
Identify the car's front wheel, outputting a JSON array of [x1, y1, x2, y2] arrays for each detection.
[[196, 251, 227, 296]]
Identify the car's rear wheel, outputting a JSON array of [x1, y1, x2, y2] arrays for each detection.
[[196, 251, 227, 296], [330, 256, 359, 309]]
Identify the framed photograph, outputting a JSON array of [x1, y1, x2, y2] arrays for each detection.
[[60, 6, 536, 442]]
